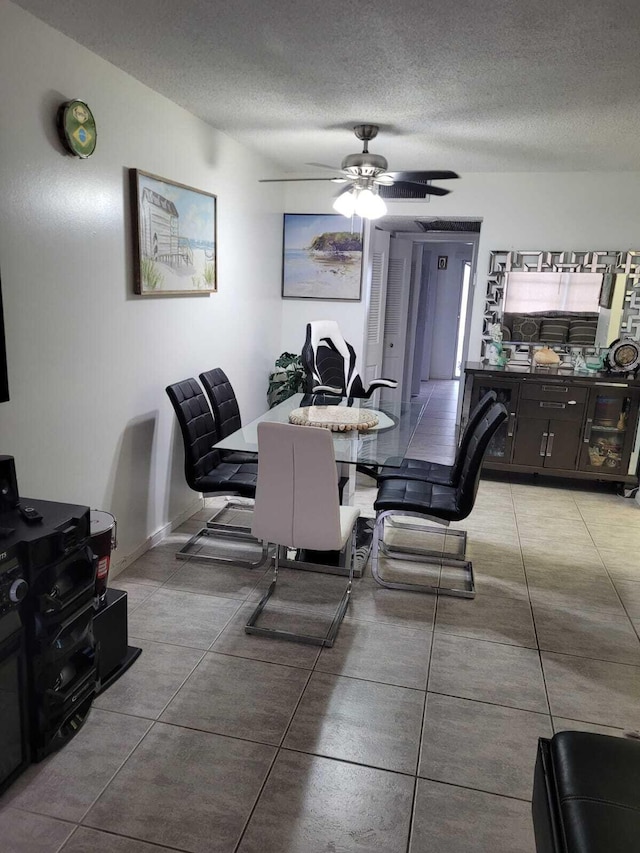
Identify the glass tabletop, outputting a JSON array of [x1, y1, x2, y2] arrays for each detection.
[[213, 393, 425, 467]]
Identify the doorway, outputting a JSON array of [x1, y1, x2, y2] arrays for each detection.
[[368, 220, 481, 402], [414, 239, 476, 383]]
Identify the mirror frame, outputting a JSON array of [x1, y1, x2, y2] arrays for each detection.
[[484, 250, 640, 351]]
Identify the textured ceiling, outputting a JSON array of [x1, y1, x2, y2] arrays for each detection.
[[14, 0, 640, 174]]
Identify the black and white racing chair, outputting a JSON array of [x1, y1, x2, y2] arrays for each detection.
[[301, 320, 397, 401]]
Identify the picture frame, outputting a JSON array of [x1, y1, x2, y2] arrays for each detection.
[[282, 213, 363, 301], [130, 169, 217, 296], [599, 272, 615, 309]]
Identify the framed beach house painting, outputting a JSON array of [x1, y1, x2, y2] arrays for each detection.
[[130, 169, 217, 295], [282, 213, 363, 301]]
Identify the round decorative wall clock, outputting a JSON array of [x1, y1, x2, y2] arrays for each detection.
[[605, 338, 640, 374], [56, 100, 97, 158]]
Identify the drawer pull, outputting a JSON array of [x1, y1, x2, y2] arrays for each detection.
[[542, 385, 567, 393], [546, 432, 555, 457], [583, 417, 593, 443], [539, 401, 565, 409], [540, 432, 548, 457], [507, 412, 516, 437]]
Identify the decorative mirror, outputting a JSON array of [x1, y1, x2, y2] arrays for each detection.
[[483, 250, 640, 354]]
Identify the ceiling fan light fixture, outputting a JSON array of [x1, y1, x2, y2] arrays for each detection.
[[333, 189, 358, 217], [354, 187, 387, 220], [334, 183, 387, 220]]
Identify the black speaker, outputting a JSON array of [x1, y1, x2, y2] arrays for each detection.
[[0, 455, 19, 511]]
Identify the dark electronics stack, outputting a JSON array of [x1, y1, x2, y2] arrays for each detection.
[[0, 455, 141, 793], [20, 498, 98, 761], [10, 495, 98, 762], [0, 454, 99, 797]]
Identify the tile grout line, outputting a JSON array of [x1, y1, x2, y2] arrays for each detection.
[[406, 591, 441, 853], [577, 501, 640, 646], [513, 491, 556, 725]]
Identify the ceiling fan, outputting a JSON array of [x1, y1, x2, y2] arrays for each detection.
[[260, 124, 459, 220]]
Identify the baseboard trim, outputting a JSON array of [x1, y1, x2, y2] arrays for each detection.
[[109, 497, 204, 579]]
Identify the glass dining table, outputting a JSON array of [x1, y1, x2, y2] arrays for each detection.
[[208, 393, 425, 577], [214, 392, 425, 497]]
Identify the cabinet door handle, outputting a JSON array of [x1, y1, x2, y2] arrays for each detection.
[[540, 432, 548, 457], [546, 432, 555, 457], [583, 417, 593, 443], [542, 385, 567, 393], [507, 412, 516, 437], [539, 401, 565, 409]]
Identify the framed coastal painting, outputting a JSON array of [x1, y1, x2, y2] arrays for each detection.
[[130, 169, 217, 295], [282, 213, 363, 301]]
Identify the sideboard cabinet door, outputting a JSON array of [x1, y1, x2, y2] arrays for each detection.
[[471, 379, 520, 463], [577, 387, 640, 476]]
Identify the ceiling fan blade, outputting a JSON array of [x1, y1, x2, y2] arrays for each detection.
[[384, 170, 459, 183], [259, 177, 339, 183], [378, 181, 451, 199]]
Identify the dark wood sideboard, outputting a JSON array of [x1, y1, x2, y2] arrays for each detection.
[[462, 362, 640, 487]]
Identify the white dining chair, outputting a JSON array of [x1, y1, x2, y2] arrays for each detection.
[[245, 421, 360, 647]]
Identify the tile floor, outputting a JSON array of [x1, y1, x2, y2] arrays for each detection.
[[3, 380, 640, 852]]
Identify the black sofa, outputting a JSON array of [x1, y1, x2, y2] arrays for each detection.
[[533, 731, 640, 852]]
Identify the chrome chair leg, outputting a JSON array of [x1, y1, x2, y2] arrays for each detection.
[[206, 497, 255, 534], [245, 532, 355, 648], [371, 509, 475, 598], [176, 497, 266, 568], [176, 528, 269, 568]]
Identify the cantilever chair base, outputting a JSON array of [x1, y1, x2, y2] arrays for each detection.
[[245, 534, 356, 648], [371, 510, 475, 599], [177, 498, 268, 568]]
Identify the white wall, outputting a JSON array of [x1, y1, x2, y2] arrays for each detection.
[[283, 173, 640, 362], [0, 1, 284, 570]]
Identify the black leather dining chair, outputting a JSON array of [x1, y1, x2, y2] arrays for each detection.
[[371, 402, 507, 598], [199, 368, 257, 464], [166, 378, 266, 567], [375, 390, 497, 485]]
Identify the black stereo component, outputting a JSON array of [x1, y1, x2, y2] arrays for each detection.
[[25, 573, 98, 760], [0, 456, 19, 512], [0, 497, 98, 762], [29, 544, 96, 623], [93, 588, 141, 693], [0, 554, 28, 617], [34, 692, 94, 760], [0, 551, 30, 794], [12, 499, 90, 574]]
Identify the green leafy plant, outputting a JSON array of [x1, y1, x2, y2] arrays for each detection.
[[267, 352, 306, 408], [141, 257, 164, 290]]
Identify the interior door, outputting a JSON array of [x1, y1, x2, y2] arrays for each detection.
[[381, 236, 413, 402], [363, 228, 390, 390]]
